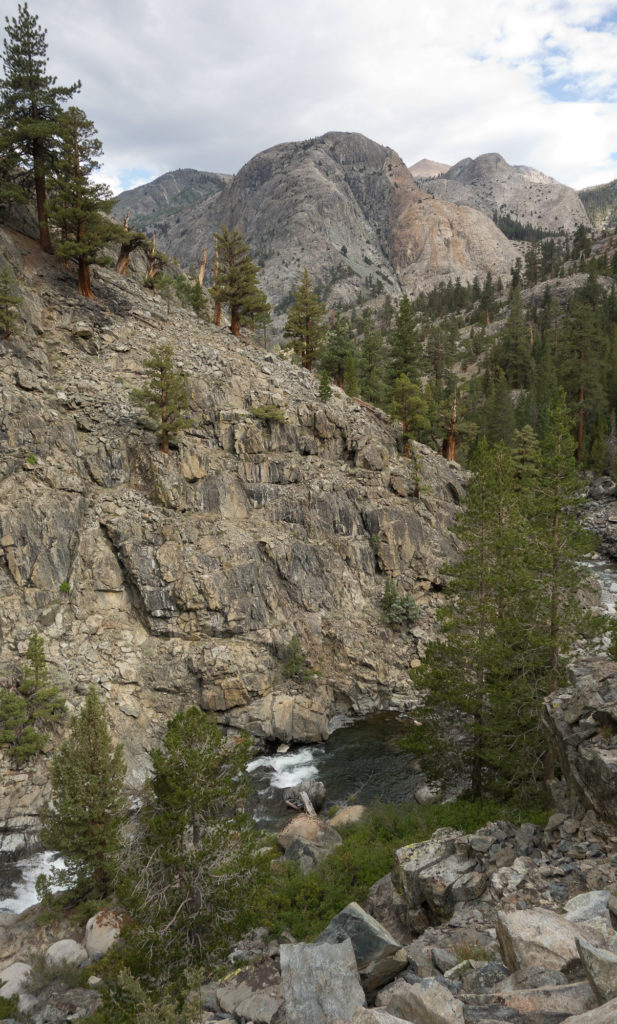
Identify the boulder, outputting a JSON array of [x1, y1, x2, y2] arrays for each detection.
[[282, 778, 326, 811], [577, 937, 617, 1004], [497, 909, 592, 972], [394, 828, 485, 922], [561, 999, 617, 1022], [0, 960, 35, 1016], [84, 909, 123, 958], [315, 901, 408, 992], [330, 805, 366, 828], [215, 959, 283, 1024], [46, 938, 88, 966], [280, 939, 366, 1024], [375, 977, 464, 1024], [462, 981, 596, 1021], [278, 813, 342, 871]]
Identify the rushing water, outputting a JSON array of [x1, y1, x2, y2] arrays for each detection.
[[0, 850, 65, 914], [247, 711, 423, 830]]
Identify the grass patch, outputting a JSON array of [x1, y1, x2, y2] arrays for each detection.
[[258, 797, 547, 941]]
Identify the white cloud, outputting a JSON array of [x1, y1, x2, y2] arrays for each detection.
[[22, 0, 617, 189]]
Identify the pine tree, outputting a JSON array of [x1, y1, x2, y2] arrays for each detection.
[[37, 686, 127, 904], [0, 3, 80, 252], [318, 368, 332, 402], [409, 406, 597, 800], [321, 316, 353, 387], [130, 344, 193, 455], [358, 309, 385, 406], [209, 226, 269, 337], [0, 264, 21, 336], [46, 106, 123, 298], [120, 708, 267, 976], [0, 629, 65, 764], [283, 269, 327, 370], [389, 294, 422, 384]]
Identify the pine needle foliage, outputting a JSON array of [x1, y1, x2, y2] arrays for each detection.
[[119, 708, 269, 980], [130, 344, 193, 454], [0, 629, 64, 764], [283, 269, 327, 370], [37, 686, 127, 905], [46, 106, 123, 297], [0, 2, 80, 250]]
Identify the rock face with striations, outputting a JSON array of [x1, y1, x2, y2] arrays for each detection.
[[421, 152, 590, 232], [0, 224, 466, 855], [113, 132, 518, 314]]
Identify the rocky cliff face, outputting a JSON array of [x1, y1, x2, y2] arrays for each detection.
[[113, 132, 518, 313], [421, 152, 589, 233], [0, 225, 466, 854]]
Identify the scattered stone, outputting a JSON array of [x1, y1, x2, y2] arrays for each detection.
[[84, 909, 123, 958], [376, 976, 464, 1024], [576, 936, 617, 1003], [496, 909, 592, 972]]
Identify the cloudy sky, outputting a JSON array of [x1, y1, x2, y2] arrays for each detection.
[[31, 0, 617, 194]]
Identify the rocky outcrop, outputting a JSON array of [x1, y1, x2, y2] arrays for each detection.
[[113, 132, 518, 315], [0, 224, 467, 854], [543, 658, 617, 826], [422, 152, 590, 232]]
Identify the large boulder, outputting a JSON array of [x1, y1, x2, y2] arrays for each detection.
[[280, 939, 366, 1024], [84, 909, 123, 958], [497, 909, 592, 972], [561, 999, 617, 1022], [375, 977, 464, 1024], [393, 828, 485, 925], [278, 813, 342, 871], [315, 902, 408, 992]]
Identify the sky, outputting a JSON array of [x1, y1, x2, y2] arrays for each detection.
[[23, 0, 617, 194]]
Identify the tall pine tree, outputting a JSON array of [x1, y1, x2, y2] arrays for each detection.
[[46, 106, 123, 297], [0, 3, 80, 251], [283, 269, 327, 370]]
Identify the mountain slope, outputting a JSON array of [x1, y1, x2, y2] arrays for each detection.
[[421, 152, 589, 232], [112, 168, 230, 234], [0, 223, 466, 855], [579, 178, 617, 231]]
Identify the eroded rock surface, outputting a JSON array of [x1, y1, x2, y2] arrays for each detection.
[[0, 225, 466, 853]]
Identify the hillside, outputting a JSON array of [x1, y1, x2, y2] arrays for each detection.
[[0, 224, 466, 857], [579, 177, 617, 231], [112, 132, 518, 314], [421, 152, 589, 232], [111, 167, 230, 234]]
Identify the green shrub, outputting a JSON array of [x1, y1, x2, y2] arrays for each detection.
[[380, 580, 419, 628], [250, 404, 286, 424], [0, 991, 19, 1018], [281, 635, 311, 680], [23, 951, 86, 995], [258, 797, 547, 941]]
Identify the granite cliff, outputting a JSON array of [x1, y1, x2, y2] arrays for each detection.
[[0, 224, 466, 856], [112, 132, 518, 314]]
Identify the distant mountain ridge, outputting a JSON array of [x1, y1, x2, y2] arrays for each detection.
[[420, 152, 589, 233], [113, 168, 230, 234], [579, 178, 617, 231], [113, 132, 518, 312]]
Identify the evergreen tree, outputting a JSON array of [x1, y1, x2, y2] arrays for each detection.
[[46, 106, 123, 298], [0, 3, 80, 251], [130, 344, 193, 455], [321, 316, 353, 387], [37, 686, 127, 904], [209, 226, 268, 337], [409, 405, 597, 800], [318, 368, 332, 402], [495, 284, 532, 388], [0, 629, 64, 764], [358, 309, 385, 406], [283, 269, 327, 370], [389, 294, 422, 384], [0, 264, 21, 336], [120, 708, 267, 977]]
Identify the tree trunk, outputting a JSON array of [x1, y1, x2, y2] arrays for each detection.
[[231, 307, 240, 337], [198, 248, 207, 286], [33, 138, 53, 254], [442, 392, 457, 461], [116, 248, 130, 275], [77, 259, 94, 299]]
